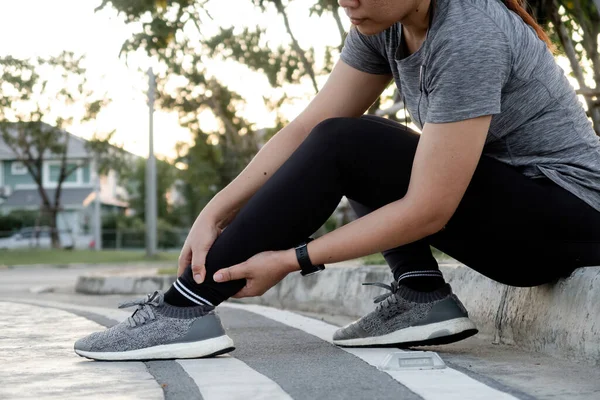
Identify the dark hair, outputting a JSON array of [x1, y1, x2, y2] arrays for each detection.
[[501, 0, 555, 52]]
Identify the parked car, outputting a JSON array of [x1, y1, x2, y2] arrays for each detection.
[[0, 226, 93, 250]]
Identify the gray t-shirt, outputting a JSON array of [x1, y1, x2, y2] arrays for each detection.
[[341, 0, 600, 212]]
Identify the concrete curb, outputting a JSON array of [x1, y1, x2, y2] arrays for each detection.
[[74, 263, 600, 366], [75, 275, 174, 295]]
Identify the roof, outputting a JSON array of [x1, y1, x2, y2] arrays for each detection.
[[1, 188, 94, 208], [0, 122, 91, 161]]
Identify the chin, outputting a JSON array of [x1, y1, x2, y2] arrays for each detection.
[[356, 23, 391, 36]]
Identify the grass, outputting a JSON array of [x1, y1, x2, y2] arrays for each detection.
[[158, 267, 178, 275], [0, 249, 180, 267], [360, 253, 387, 265]]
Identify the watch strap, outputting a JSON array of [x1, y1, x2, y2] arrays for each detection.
[[295, 238, 325, 276]]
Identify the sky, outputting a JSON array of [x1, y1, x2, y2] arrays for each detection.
[[0, 0, 344, 159], [0, 1, 589, 160]]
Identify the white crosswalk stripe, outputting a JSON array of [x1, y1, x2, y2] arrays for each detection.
[[178, 357, 293, 400], [222, 302, 519, 400]]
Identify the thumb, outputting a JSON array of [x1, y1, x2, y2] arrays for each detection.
[[191, 250, 207, 284], [214, 263, 248, 283]]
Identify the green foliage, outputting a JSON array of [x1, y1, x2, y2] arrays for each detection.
[[0, 53, 112, 247], [204, 27, 306, 87], [0, 210, 52, 237], [119, 156, 180, 224], [529, 0, 600, 133], [173, 136, 221, 222], [94, 0, 354, 221], [101, 213, 183, 249]]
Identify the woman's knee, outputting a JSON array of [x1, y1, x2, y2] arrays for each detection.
[[307, 117, 357, 144], [307, 116, 394, 148]]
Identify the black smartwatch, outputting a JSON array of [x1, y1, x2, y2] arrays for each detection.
[[295, 238, 325, 276]]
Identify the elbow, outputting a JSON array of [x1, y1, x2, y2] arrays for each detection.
[[422, 217, 448, 237], [403, 194, 456, 237], [418, 208, 453, 237]]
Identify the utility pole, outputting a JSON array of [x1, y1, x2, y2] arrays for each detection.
[[146, 68, 158, 257]]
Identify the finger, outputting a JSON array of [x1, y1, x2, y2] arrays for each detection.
[[214, 264, 248, 283], [177, 245, 192, 277], [190, 248, 208, 284], [191, 261, 206, 284]]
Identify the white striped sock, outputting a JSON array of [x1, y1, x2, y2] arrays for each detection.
[[174, 280, 214, 306], [397, 271, 444, 282]]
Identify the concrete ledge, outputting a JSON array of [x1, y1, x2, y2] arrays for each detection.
[[74, 267, 174, 295], [74, 263, 600, 366]]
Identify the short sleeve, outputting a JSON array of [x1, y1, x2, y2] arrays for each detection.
[[425, 21, 512, 124], [340, 27, 391, 75]]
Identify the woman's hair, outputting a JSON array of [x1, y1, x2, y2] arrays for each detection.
[[501, 0, 555, 52]]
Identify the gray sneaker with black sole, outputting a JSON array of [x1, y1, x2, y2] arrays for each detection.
[[74, 291, 234, 361], [333, 282, 478, 347]]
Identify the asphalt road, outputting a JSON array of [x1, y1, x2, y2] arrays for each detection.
[[1, 265, 599, 400]]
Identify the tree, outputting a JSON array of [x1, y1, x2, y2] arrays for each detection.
[[0, 52, 110, 248], [172, 136, 221, 223], [529, 0, 600, 134], [121, 156, 180, 224]]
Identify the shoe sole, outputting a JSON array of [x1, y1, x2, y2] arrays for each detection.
[[333, 317, 478, 348], [75, 334, 235, 361]]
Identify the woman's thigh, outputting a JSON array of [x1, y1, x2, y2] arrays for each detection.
[[342, 116, 600, 286], [429, 155, 600, 286]]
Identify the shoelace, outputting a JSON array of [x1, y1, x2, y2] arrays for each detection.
[[362, 281, 400, 310], [118, 290, 164, 327]]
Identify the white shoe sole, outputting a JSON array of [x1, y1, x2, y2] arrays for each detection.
[[75, 334, 235, 361], [333, 317, 477, 347]]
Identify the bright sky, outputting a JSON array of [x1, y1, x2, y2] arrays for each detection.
[[0, 0, 344, 159], [0, 1, 590, 160]]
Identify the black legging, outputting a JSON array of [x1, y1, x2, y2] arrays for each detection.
[[178, 115, 600, 305]]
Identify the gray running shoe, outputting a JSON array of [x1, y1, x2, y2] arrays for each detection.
[[333, 282, 477, 347], [74, 291, 234, 361]]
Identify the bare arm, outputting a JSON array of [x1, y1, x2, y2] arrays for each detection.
[[203, 61, 392, 228], [180, 61, 391, 279]]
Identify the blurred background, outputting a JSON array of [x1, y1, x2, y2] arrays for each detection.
[[0, 0, 598, 266]]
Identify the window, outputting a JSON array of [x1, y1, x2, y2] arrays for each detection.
[[48, 163, 78, 183], [11, 161, 28, 175]]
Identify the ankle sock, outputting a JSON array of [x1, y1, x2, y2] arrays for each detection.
[[164, 268, 215, 308], [396, 282, 451, 303], [395, 270, 446, 292]]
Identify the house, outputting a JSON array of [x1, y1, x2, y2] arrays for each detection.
[[0, 124, 129, 238]]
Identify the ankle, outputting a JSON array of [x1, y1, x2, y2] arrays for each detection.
[[164, 278, 216, 308], [395, 270, 446, 292]]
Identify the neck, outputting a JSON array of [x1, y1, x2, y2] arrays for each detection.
[[400, 0, 433, 39]]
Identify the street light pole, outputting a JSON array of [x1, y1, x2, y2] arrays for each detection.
[[146, 68, 158, 257]]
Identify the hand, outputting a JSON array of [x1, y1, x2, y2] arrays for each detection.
[[178, 216, 223, 283], [213, 249, 299, 298]]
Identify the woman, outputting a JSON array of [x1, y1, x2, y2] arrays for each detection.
[[75, 0, 600, 361]]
